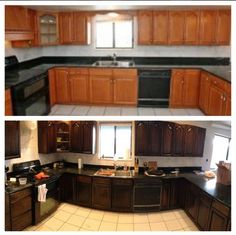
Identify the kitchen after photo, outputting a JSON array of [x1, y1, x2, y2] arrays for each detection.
[[5, 5, 231, 116], [5, 120, 231, 231]]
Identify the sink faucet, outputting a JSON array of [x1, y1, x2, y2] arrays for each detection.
[[112, 53, 117, 62]]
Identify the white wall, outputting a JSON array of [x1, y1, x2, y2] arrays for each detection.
[[5, 121, 231, 172], [5, 16, 231, 62]]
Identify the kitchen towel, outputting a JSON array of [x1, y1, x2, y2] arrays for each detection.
[[38, 184, 48, 202]]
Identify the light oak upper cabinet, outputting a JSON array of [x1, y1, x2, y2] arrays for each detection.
[[137, 11, 153, 45], [113, 69, 138, 105], [184, 11, 200, 45], [38, 13, 59, 45], [59, 12, 74, 44], [89, 69, 113, 104], [153, 11, 169, 44], [69, 68, 89, 104], [73, 13, 91, 45], [216, 10, 231, 45], [168, 11, 184, 45], [199, 10, 217, 45]]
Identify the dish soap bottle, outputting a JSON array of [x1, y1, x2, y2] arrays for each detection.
[[134, 158, 139, 173]]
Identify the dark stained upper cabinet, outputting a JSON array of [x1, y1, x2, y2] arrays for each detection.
[[70, 121, 95, 154], [5, 121, 20, 160], [149, 121, 163, 156], [135, 121, 149, 156], [161, 122, 174, 156], [38, 121, 57, 154]]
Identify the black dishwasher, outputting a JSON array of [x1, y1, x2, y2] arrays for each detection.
[[138, 69, 171, 107]]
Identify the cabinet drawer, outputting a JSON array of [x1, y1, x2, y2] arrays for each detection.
[[89, 68, 113, 76], [210, 75, 225, 90], [78, 175, 92, 183], [212, 200, 230, 216], [93, 177, 111, 184], [11, 195, 32, 218], [10, 188, 32, 204], [112, 179, 133, 186], [11, 210, 32, 231], [113, 69, 137, 77], [69, 68, 89, 75]]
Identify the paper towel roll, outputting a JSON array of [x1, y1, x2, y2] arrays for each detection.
[[124, 149, 130, 160], [78, 158, 83, 169]]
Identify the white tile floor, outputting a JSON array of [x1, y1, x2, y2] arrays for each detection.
[[49, 105, 205, 116], [24, 203, 199, 231]]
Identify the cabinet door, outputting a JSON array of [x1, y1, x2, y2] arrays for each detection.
[[83, 122, 95, 154], [5, 121, 20, 159], [92, 178, 111, 210], [170, 179, 179, 209], [161, 122, 174, 156], [149, 122, 162, 156], [197, 193, 212, 230], [69, 69, 89, 103], [153, 11, 168, 44], [5, 89, 13, 116], [59, 12, 73, 44], [135, 121, 149, 155], [173, 124, 185, 156], [137, 11, 153, 45], [169, 69, 184, 107], [208, 86, 224, 115], [184, 125, 197, 156], [224, 96, 231, 116], [5, 6, 30, 31], [38, 121, 56, 154], [89, 73, 113, 104], [73, 13, 90, 44], [70, 121, 84, 153], [199, 72, 211, 114], [216, 10, 231, 45], [199, 10, 217, 45], [208, 208, 229, 231], [161, 182, 171, 210], [112, 179, 133, 211], [55, 69, 70, 103], [193, 127, 206, 157], [183, 69, 200, 107], [184, 11, 200, 45], [113, 69, 138, 105], [77, 176, 92, 206], [168, 11, 184, 44]]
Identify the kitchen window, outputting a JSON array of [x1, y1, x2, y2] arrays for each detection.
[[99, 123, 132, 159], [95, 16, 133, 49], [210, 134, 231, 169]]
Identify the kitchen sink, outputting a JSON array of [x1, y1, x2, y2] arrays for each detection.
[[94, 169, 132, 177], [92, 60, 135, 67]]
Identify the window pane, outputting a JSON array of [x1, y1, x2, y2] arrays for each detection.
[[100, 126, 114, 157], [210, 135, 230, 168], [115, 126, 131, 158], [96, 21, 113, 48], [115, 21, 133, 48]]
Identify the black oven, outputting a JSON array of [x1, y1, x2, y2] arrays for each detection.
[[33, 177, 60, 224], [11, 72, 50, 116]]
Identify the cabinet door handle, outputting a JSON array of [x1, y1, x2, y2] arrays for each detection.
[[138, 122, 143, 127], [168, 125, 172, 130], [75, 123, 80, 128], [187, 128, 192, 132]]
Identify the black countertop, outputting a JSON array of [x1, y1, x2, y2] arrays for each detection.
[[5, 166, 231, 208], [5, 56, 231, 89]]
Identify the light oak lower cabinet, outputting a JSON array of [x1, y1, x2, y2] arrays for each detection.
[[5, 89, 13, 115], [170, 69, 200, 108], [113, 69, 138, 105], [89, 68, 113, 104]]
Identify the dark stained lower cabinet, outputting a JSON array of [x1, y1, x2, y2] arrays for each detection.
[[77, 175, 92, 207], [208, 200, 230, 231], [5, 121, 20, 159], [112, 179, 133, 211], [161, 181, 171, 210], [92, 177, 111, 210], [5, 187, 33, 231]]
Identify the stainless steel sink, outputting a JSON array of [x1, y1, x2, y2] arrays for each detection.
[[114, 170, 132, 177], [92, 60, 135, 67], [94, 169, 132, 177]]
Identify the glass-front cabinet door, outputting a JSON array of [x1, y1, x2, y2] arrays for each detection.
[[39, 13, 58, 45]]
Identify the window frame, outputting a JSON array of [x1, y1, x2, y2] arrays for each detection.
[[95, 19, 134, 49], [98, 122, 133, 160]]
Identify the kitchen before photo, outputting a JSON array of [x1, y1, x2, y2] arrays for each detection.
[[5, 120, 231, 231], [5, 4, 231, 116]]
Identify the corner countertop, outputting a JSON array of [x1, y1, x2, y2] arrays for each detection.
[[5, 60, 231, 89], [6, 166, 230, 207]]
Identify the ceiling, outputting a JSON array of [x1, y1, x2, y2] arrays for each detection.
[[25, 5, 231, 12]]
